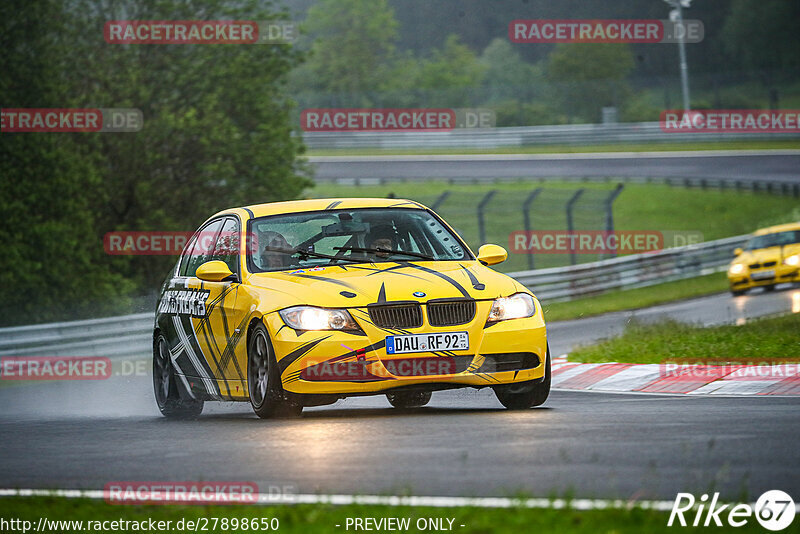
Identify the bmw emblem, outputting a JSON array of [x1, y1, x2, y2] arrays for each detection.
[[413, 291, 426, 298]]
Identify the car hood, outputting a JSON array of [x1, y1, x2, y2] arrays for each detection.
[[734, 243, 800, 266], [245, 260, 526, 311]]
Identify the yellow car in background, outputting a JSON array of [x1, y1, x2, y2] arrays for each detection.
[[153, 198, 550, 418], [727, 222, 800, 296]]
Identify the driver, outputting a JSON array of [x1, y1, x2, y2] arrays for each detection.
[[260, 231, 292, 269], [366, 224, 397, 259]]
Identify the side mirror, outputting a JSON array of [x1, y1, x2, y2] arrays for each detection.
[[196, 260, 235, 282], [733, 247, 743, 256], [477, 244, 508, 266]]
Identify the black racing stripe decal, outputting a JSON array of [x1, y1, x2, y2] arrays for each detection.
[[388, 201, 423, 208], [377, 282, 387, 303], [459, 263, 485, 290], [325, 200, 343, 210], [400, 263, 470, 298], [288, 272, 357, 290], [242, 207, 254, 218], [278, 335, 331, 373], [366, 264, 427, 280]]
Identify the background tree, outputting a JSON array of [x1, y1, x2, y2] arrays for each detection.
[[548, 43, 635, 123]]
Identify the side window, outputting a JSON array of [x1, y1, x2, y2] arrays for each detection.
[[212, 218, 240, 275], [182, 219, 224, 277], [177, 234, 198, 277]]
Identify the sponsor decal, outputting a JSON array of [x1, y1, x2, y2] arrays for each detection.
[[157, 289, 210, 318], [0, 356, 112, 380], [1, 108, 142, 133], [509, 19, 704, 44]]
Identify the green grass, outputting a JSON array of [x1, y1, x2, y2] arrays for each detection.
[[305, 139, 800, 157], [542, 272, 729, 322], [568, 313, 800, 364], [0, 496, 782, 533], [306, 180, 800, 273]]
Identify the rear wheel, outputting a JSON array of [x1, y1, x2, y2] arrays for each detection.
[[494, 348, 551, 410], [153, 334, 203, 419], [764, 284, 776, 292], [247, 323, 303, 419], [386, 390, 432, 409]]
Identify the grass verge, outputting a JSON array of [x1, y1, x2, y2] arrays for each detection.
[[568, 313, 800, 364], [0, 496, 775, 533], [542, 272, 729, 322], [305, 139, 800, 157]]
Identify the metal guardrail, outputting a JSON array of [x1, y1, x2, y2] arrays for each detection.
[[508, 234, 750, 301], [302, 122, 800, 150], [0, 234, 749, 359]]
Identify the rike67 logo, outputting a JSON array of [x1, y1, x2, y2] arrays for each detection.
[[668, 490, 795, 530]]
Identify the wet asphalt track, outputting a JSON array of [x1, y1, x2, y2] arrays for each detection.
[[0, 285, 798, 500], [309, 151, 800, 183]]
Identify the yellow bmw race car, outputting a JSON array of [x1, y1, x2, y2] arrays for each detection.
[[727, 222, 800, 296], [153, 198, 550, 418]]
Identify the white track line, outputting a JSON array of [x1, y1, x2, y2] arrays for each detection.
[[0, 488, 674, 511], [4, 488, 798, 513]]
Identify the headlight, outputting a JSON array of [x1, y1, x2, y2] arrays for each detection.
[[279, 306, 360, 331], [784, 254, 800, 267], [487, 293, 536, 323], [728, 263, 746, 275]]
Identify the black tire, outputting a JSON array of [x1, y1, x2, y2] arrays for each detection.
[[153, 334, 204, 419], [730, 289, 747, 297], [764, 284, 776, 292], [247, 323, 303, 419], [386, 390, 432, 409], [494, 348, 551, 410]]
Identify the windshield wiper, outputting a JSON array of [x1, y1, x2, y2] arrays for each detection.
[[262, 246, 372, 264], [333, 246, 434, 261]]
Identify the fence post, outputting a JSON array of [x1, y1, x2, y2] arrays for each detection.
[[604, 184, 625, 258], [566, 188, 585, 266], [522, 187, 543, 270], [477, 190, 497, 246], [432, 190, 450, 211]]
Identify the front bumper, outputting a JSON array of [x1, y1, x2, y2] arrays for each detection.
[[266, 300, 548, 395], [728, 264, 800, 290]]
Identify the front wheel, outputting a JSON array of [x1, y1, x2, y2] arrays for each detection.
[[494, 348, 551, 410], [153, 334, 203, 419], [247, 323, 303, 419], [386, 390, 432, 409], [730, 288, 747, 297]]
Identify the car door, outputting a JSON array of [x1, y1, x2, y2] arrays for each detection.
[[158, 217, 245, 400]]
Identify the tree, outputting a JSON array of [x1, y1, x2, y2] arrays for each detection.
[[414, 35, 486, 107], [299, 0, 399, 102], [547, 43, 634, 123]]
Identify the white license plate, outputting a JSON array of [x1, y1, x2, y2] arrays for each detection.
[[751, 270, 775, 280], [385, 332, 469, 354]]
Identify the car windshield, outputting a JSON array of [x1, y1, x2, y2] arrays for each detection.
[[247, 207, 469, 272], [745, 230, 800, 251]]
